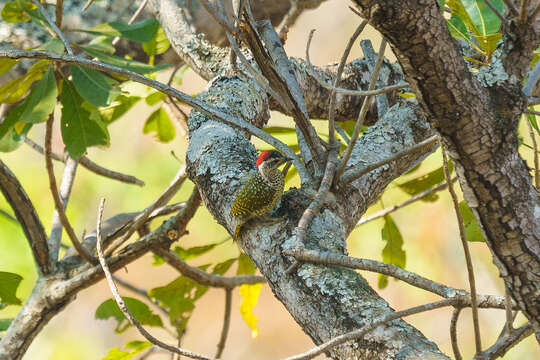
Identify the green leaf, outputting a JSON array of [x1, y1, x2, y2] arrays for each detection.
[[142, 26, 171, 56], [101, 340, 152, 360], [0, 58, 19, 76], [84, 36, 116, 54], [143, 108, 175, 142], [0, 123, 32, 153], [38, 38, 65, 53], [70, 65, 120, 107], [239, 283, 262, 338], [60, 80, 110, 158], [397, 164, 452, 202], [0, 60, 49, 104], [378, 215, 406, 289], [145, 91, 167, 106], [1, 0, 35, 23], [95, 297, 163, 333], [0, 319, 13, 331], [19, 67, 57, 124], [80, 46, 170, 74], [213, 258, 237, 275], [100, 95, 141, 123], [0, 271, 23, 305], [527, 112, 540, 136], [458, 201, 486, 242], [462, 0, 503, 35], [84, 19, 160, 43], [237, 253, 256, 275], [173, 243, 219, 261], [152, 254, 164, 266], [149, 275, 209, 334]]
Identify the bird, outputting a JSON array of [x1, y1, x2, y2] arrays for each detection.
[[230, 150, 290, 240]]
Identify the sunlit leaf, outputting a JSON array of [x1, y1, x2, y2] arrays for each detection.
[[145, 91, 167, 106], [378, 215, 406, 289], [142, 26, 171, 56], [19, 67, 57, 124], [527, 112, 540, 136], [173, 243, 219, 261], [84, 19, 159, 43], [143, 108, 175, 142], [149, 273, 209, 334], [101, 340, 152, 360], [0, 60, 49, 104], [0, 271, 23, 305], [60, 80, 110, 158], [38, 38, 65, 53], [80, 46, 169, 74], [100, 95, 141, 123], [70, 65, 120, 107], [213, 258, 237, 275], [0, 58, 19, 76], [84, 36, 116, 54], [95, 298, 163, 333], [458, 201, 486, 242], [397, 163, 452, 202], [1, 0, 35, 23], [239, 283, 262, 338], [237, 253, 256, 275], [0, 319, 12, 331]]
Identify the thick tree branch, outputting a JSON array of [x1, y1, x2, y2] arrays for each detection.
[[0, 160, 50, 274], [352, 0, 540, 338]]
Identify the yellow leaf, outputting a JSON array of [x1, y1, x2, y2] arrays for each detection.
[[239, 283, 262, 338]]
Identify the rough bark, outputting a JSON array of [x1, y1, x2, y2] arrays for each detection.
[[184, 67, 447, 358], [351, 0, 540, 339]]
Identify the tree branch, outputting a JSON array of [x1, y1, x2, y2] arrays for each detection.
[[0, 160, 50, 274], [152, 247, 265, 288], [214, 288, 232, 359], [96, 199, 215, 360]]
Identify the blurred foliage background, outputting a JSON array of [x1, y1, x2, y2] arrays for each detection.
[[1, 1, 539, 359]]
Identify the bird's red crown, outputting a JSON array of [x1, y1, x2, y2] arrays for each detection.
[[256, 150, 272, 166]]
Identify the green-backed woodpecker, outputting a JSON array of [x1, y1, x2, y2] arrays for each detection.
[[230, 150, 289, 240]]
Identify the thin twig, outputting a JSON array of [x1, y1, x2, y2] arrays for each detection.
[[529, 5, 540, 23], [214, 289, 232, 358], [339, 135, 439, 186], [56, 0, 64, 28], [32, 0, 73, 55], [356, 178, 456, 226], [502, 0, 519, 16], [520, 0, 530, 23], [476, 323, 533, 359], [525, 116, 540, 188], [153, 247, 266, 288], [442, 147, 482, 354], [450, 307, 463, 360], [504, 286, 515, 332], [283, 298, 458, 360], [335, 40, 387, 182], [95, 198, 215, 360], [25, 137, 144, 186], [199, 0, 236, 34], [285, 142, 339, 275], [327, 21, 368, 145], [484, 0, 506, 23], [334, 124, 350, 144], [105, 165, 188, 255], [44, 115, 96, 265], [0, 49, 310, 184], [112, 0, 149, 46], [282, 248, 510, 309], [304, 31, 407, 97]]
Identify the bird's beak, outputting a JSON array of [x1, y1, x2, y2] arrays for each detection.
[[278, 157, 292, 166]]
